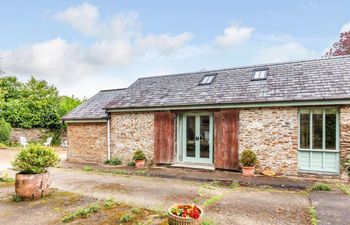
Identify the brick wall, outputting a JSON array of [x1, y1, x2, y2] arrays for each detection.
[[239, 107, 299, 176], [110, 112, 154, 164], [67, 122, 107, 163]]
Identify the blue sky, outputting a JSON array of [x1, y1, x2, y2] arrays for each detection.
[[1, 0, 349, 97]]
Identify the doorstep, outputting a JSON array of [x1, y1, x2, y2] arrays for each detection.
[[170, 163, 215, 171]]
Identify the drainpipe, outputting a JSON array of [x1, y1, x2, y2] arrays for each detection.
[[107, 114, 111, 161]]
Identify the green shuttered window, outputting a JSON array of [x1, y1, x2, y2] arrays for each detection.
[[298, 108, 339, 173]]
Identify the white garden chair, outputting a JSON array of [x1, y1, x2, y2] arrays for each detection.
[[43, 137, 53, 147], [19, 136, 28, 148]]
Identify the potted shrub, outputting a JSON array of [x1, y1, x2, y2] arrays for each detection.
[[133, 150, 146, 169], [168, 204, 202, 225], [11, 144, 59, 200], [240, 149, 257, 177]]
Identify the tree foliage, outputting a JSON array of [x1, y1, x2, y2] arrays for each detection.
[[59, 95, 84, 117], [325, 31, 350, 56], [0, 76, 83, 129], [0, 117, 11, 143]]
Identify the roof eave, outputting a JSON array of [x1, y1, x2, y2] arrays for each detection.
[[105, 98, 350, 112]]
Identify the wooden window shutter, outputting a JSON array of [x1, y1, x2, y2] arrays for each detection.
[[214, 109, 240, 170], [154, 112, 175, 164]]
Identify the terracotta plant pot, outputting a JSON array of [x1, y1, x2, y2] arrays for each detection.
[[242, 166, 255, 177], [15, 172, 51, 200], [135, 159, 145, 169], [168, 204, 202, 225]]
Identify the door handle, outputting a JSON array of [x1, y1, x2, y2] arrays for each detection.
[[195, 136, 200, 141]]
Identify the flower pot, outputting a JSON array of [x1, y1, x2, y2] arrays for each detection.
[[168, 204, 202, 225], [15, 172, 51, 200], [135, 159, 145, 169], [242, 166, 255, 177]]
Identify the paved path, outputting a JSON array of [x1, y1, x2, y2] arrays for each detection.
[[49, 168, 311, 225], [310, 191, 350, 225]]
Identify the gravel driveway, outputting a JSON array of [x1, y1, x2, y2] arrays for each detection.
[[50, 168, 311, 225], [1, 149, 311, 225]]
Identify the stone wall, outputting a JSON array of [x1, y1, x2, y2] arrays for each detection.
[[67, 122, 107, 163], [239, 107, 299, 176], [10, 128, 50, 143], [340, 106, 350, 164], [110, 112, 154, 164]]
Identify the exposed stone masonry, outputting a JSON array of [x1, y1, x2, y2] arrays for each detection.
[[110, 112, 155, 164], [239, 107, 299, 176]]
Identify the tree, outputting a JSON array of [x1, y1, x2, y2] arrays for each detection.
[[325, 31, 350, 56], [59, 95, 84, 117], [1, 76, 61, 129]]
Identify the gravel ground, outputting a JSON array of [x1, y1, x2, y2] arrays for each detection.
[[1, 148, 311, 225], [49, 168, 311, 225]]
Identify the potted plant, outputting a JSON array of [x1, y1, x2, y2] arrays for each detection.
[[240, 149, 257, 177], [133, 150, 146, 169], [168, 204, 202, 225], [11, 144, 59, 200]]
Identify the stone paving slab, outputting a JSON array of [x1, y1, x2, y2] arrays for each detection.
[[310, 191, 350, 225]]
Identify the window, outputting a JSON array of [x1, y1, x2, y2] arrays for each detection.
[[251, 69, 267, 80], [298, 108, 339, 173], [199, 73, 217, 85]]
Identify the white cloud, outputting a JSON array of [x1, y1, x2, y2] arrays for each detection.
[[54, 3, 100, 36], [341, 21, 350, 33], [85, 39, 133, 66], [137, 32, 193, 55], [215, 25, 254, 48], [253, 42, 318, 63]]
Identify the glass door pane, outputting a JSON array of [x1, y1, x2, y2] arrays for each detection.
[[186, 116, 196, 157], [199, 116, 210, 159]]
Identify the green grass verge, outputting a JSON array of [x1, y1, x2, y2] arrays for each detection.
[[309, 207, 318, 225], [62, 204, 101, 223], [310, 182, 332, 192]]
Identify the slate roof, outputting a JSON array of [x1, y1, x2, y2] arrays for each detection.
[[105, 56, 350, 109], [62, 88, 126, 120], [64, 56, 350, 120]]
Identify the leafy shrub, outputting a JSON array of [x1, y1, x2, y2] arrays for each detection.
[[0, 143, 7, 149], [0, 117, 11, 143], [104, 197, 118, 209], [133, 150, 146, 161], [127, 161, 135, 167], [0, 172, 15, 183], [131, 207, 140, 214], [82, 166, 93, 172], [11, 145, 59, 174], [120, 213, 134, 223], [104, 157, 122, 165], [240, 149, 257, 167], [62, 204, 101, 223], [310, 182, 332, 191], [11, 194, 23, 202]]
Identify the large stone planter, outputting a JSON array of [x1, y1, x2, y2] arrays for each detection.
[[15, 172, 51, 200]]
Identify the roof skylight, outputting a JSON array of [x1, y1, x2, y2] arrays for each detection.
[[251, 69, 268, 80], [199, 73, 217, 85]]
